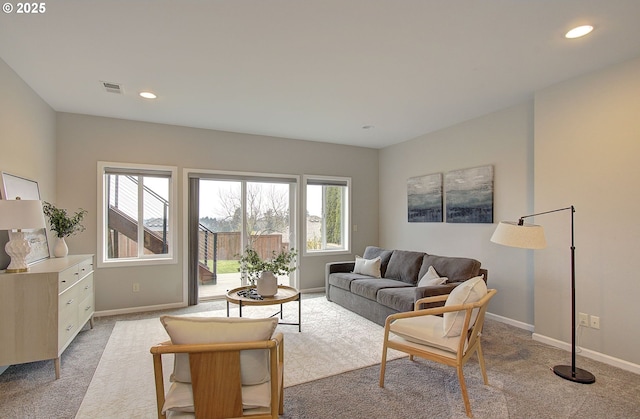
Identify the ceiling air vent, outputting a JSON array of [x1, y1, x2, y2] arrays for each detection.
[[101, 81, 123, 94]]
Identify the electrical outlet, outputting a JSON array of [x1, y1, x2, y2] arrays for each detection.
[[133, 283, 140, 292], [578, 312, 589, 326], [590, 315, 600, 329]]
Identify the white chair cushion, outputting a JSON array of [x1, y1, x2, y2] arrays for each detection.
[[417, 265, 448, 287], [353, 256, 382, 278], [160, 316, 278, 385], [390, 315, 460, 353], [442, 276, 487, 337], [162, 381, 271, 414]]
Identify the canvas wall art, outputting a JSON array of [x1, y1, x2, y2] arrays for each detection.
[[445, 165, 493, 223], [407, 173, 443, 222], [0, 172, 50, 263]]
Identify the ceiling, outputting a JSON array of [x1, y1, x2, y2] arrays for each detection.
[[1, 1, 640, 149]]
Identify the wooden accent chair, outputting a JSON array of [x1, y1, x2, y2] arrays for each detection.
[[379, 277, 496, 418], [150, 316, 284, 419]]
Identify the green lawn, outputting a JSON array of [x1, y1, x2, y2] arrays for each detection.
[[202, 259, 240, 274]]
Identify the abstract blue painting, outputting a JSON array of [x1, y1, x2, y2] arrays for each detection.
[[408, 173, 443, 222], [445, 165, 493, 223]]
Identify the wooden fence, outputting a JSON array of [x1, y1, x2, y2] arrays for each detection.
[[199, 231, 288, 263]]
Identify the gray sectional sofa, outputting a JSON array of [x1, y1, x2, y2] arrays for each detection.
[[325, 246, 487, 326]]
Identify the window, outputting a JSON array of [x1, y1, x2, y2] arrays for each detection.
[[98, 162, 177, 267], [304, 175, 350, 254]]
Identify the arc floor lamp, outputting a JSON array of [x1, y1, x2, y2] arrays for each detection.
[[490, 205, 596, 384]]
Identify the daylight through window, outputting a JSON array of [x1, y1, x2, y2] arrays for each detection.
[[305, 176, 350, 254]]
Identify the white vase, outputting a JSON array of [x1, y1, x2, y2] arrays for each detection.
[[53, 237, 69, 258], [257, 271, 278, 297]]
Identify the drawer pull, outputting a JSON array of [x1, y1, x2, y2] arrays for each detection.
[[66, 299, 74, 305], [66, 324, 74, 331], [75, 272, 79, 276], [85, 305, 92, 311], [61, 280, 66, 283], [84, 285, 90, 290]]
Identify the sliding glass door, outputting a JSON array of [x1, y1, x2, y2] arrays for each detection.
[[191, 174, 297, 301]]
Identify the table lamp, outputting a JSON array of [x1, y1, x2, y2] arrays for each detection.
[[0, 198, 47, 273]]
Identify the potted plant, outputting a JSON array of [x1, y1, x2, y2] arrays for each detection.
[[42, 201, 88, 258], [238, 246, 297, 296]]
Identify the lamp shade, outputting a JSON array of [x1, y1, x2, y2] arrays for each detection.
[[490, 221, 547, 249], [0, 199, 46, 230]]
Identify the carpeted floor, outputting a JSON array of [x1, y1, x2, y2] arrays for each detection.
[[282, 320, 640, 419], [1, 294, 639, 419]]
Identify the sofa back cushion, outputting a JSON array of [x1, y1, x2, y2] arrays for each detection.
[[384, 250, 426, 285], [362, 246, 394, 277], [419, 254, 481, 283]]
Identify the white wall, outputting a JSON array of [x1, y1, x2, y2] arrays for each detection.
[[55, 113, 379, 312], [0, 58, 56, 268], [534, 56, 640, 365], [379, 101, 535, 326]]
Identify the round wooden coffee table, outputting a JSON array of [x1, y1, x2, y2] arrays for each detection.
[[226, 285, 301, 331]]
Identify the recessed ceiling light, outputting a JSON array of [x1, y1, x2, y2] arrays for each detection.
[[139, 91, 157, 99], [565, 25, 594, 39]]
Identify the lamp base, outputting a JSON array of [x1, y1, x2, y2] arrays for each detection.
[[553, 365, 595, 384]]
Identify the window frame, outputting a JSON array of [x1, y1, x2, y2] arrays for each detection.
[[303, 175, 351, 256], [97, 161, 178, 268]]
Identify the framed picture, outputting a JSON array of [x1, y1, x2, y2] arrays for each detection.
[[445, 165, 494, 223], [0, 172, 50, 263], [407, 173, 443, 222]]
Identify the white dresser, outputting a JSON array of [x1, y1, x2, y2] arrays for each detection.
[[0, 254, 94, 378]]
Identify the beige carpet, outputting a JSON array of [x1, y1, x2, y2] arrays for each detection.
[[75, 296, 404, 419]]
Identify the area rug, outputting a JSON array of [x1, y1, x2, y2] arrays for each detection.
[[75, 296, 404, 419]]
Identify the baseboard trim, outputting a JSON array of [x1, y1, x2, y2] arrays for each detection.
[[95, 302, 187, 317], [486, 312, 534, 332], [532, 333, 640, 375]]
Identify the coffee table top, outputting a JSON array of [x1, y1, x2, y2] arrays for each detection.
[[226, 285, 300, 306]]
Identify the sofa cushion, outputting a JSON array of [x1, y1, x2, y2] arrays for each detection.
[[419, 254, 481, 283], [362, 246, 394, 277], [353, 256, 381, 277], [377, 287, 419, 312], [350, 278, 412, 301], [443, 276, 487, 337], [328, 272, 375, 291], [384, 250, 425, 285]]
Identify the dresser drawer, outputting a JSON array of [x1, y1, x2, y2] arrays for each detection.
[[78, 258, 94, 280], [58, 285, 80, 322], [78, 293, 94, 326], [77, 273, 94, 301], [59, 266, 79, 293]]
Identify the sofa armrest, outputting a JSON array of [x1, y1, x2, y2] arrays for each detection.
[[325, 261, 355, 301], [480, 268, 488, 283]]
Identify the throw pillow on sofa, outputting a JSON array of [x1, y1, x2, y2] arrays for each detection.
[[353, 256, 382, 277], [442, 275, 487, 337], [417, 265, 448, 287]]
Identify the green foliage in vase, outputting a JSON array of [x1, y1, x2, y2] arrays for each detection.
[[42, 201, 88, 238], [237, 246, 297, 285]]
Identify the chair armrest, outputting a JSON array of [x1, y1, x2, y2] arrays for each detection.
[[386, 289, 497, 327], [415, 293, 449, 310], [414, 283, 458, 305]]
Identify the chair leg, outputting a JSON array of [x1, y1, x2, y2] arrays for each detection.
[[379, 343, 388, 387], [476, 343, 489, 385], [456, 365, 473, 418]]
